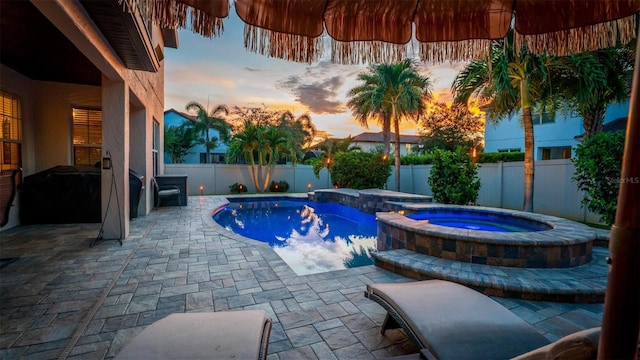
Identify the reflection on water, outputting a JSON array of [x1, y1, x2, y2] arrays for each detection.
[[213, 200, 377, 275]]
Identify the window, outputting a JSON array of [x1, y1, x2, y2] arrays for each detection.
[[0, 91, 22, 175], [532, 111, 555, 125], [540, 146, 572, 160], [200, 153, 225, 164], [212, 154, 225, 164], [153, 120, 159, 176], [498, 148, 521, 153], [73, 108, 102, 166]]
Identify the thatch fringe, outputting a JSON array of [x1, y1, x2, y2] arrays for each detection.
[[419, 39, 492, 63], [331, 40, 407, 65], [119, 0, 225, 38], [515, 15, 637, 55], [244, 24, 323, 64]]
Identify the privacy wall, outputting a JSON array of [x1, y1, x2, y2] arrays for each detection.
[[166, 159, 600, 223]]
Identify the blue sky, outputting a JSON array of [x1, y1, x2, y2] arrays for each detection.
[[164, 7, 468, 138]]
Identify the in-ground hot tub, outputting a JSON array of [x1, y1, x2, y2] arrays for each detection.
[[376, 204, 597, 268]]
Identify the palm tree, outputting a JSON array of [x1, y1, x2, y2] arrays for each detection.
[[347, 59, 432, 191], [452, 37, 555, 212], [277, 111, 317, 162], [227, 122, 293, 192], [554, 46, 634, 139], [185, 101, 229, 164], [259, 126, 291, 191], [227, 120, 261, 190], [347, 75, 392, 156], [164, 123, 199, 163]]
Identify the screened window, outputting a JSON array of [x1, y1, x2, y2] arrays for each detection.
[[73, 108, 102, 166], [0, 91, 22, 174]]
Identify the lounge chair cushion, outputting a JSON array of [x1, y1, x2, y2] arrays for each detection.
[[512, 327, 600, 360], [115, 310, 272, 360], [366, 280, 550, 360]]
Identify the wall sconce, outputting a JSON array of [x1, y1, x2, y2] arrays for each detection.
[[307, 183, 312, 192], [102, 151, 112, 170], [199, 185, 204, 195]]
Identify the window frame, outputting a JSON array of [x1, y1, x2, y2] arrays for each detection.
[[72, 107, 102, 167], [0, 90, 23, 174]]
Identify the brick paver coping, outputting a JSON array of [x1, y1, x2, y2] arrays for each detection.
[[377, 204, 597, 268], [373, 246, 608, 303]]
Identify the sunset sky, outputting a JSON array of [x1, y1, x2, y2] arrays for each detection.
[[164, 7, 470, 139]]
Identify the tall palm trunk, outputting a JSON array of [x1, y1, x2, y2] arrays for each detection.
[[392, 104, 401, 191], [522, 107, 535, 212], [382, 116, 391, 156], [204, 131, 211, 164], [582, 108, 606, 139], [248, 154, 260, 193]]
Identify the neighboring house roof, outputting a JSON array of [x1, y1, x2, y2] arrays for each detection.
[[164, 108, 197, 122], [310, 131, 421, 150], [574, 117, 627, 141], [602, 117, 627, 132], [352, 132, 421, 144]]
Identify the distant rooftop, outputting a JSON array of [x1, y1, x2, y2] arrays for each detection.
[[165, 108, 197, 122], [352, 132, 421, 144]]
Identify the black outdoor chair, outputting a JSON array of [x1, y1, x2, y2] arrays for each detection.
[[151, 177, 181, 210], [0, 169, 21, 227]]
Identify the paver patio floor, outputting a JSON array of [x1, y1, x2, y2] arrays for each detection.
[[0, 196, 604, 359]]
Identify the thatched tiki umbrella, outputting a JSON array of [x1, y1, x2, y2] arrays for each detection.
[[128, 0, 640, 357]]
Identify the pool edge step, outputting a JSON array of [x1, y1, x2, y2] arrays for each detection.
[[373, 248, 608, 303]]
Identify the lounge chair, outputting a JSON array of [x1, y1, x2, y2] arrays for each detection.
[[114, 310, 272, 360], [513, 327, 600, 360], [365, 280, 550, 360]]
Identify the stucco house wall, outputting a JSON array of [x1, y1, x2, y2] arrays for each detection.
[[0, 1, 173, 238], [484, 102, 630, 160]]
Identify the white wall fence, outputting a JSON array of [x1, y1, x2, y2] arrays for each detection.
[[165, 159, 600, 223]]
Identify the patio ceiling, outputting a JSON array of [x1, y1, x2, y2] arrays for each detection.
[[0, 0, 159, 86], [0, 1, 101, 86]]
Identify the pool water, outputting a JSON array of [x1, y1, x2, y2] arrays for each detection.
[[407, 211, 549, 232], [213, 198, 377, 275]]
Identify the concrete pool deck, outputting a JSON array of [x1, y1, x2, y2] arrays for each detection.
[[0, 196, 605, 359]]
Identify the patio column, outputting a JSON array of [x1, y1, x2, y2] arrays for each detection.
[[101, 77, 130, 240]]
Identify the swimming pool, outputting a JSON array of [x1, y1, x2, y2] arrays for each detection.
[[213, 198, 377, 275]]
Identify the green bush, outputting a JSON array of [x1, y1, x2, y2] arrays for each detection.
[[303, 157, 319, 166], [400, 153, 435, 165], [330, 151, 391, 189], [478, 152, 524, 163], [269, 180, 289, 192], [229, 182, 248, 194], [428, 149, 481, 205], [572, 131, 625, 225]]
